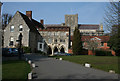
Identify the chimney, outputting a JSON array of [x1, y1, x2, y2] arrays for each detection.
[[40, 19, 44, 25], [26, 11, 32, 19]]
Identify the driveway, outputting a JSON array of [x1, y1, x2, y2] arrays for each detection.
[[25, 54, 119, 79]]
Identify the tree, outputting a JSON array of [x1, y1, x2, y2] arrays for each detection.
[[2, 13, 12, 47], [104, 2, 120, 56], [85, 38, 99, 54], [104, 2, 119, 32], [2, 13, 12, 29], [72, 27, 82, 55]]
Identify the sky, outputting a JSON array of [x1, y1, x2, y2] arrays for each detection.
[[2, 2, 109, 31]]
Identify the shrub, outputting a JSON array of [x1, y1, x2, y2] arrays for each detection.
[[95, 50, 113, 56], [22, 46, 31, 53], [81, 49, 88, 55]]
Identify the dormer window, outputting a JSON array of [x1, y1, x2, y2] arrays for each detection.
[[10, 25, 14, 32], [19, 25, 23, 31]]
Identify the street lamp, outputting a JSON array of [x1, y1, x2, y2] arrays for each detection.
[[18, 33, 23, 60]]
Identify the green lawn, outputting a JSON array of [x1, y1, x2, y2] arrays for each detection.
[[52, 55, 119, 74], [2, 60, 31, 80]]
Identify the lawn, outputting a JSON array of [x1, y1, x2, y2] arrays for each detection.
[[52, 55, 119, 74], [2, 60, 31, 80]]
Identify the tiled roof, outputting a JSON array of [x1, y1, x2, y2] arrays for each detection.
[[19, 11, 43, 33], [44, 24, 62, 28], [78, 24, 99, 30], [71, 36, 110, 42]]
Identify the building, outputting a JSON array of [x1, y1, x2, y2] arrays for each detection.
[[39, 24, 70, 55], [3, 11, 47, 53], [3, 10, 109, 55], [37, 14, 104, 55]]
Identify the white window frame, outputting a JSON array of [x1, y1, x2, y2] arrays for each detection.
[[38, 42, 44, 51]]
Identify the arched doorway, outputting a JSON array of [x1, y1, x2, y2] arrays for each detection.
[[54, 46, 58, 53], [60, 46, 65, 53], [47, 46, 52, 55]]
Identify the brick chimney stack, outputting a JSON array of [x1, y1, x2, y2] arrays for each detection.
[[26, 11, 32, 19], [40, 19, 44, 25]]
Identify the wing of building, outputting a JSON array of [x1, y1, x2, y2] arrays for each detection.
[[3, 11, 47, 53]]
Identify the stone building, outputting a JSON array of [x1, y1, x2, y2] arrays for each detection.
[[4, 11, 47, 53], [39, 25, 70, 55]]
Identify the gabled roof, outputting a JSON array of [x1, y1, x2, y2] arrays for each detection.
[[78, 24, 99, 30], [18, 11, 43, 33]]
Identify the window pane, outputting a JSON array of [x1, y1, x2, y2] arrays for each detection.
[[19, 25, 23, 31], [9, 41, 13, 46], [10, 25, 14, 32], [10, 37, 14, 41], [39, 44, 42, 49]]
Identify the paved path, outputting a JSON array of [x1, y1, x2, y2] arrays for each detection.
[[25, 54, 119, 79]]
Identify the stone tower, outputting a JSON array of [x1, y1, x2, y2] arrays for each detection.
[[65, 14, 78, 36]]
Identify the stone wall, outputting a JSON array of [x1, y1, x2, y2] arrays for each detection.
[[4, 11, 30, 48]]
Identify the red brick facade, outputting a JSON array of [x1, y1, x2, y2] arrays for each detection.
[[69, 36, 116, 55]]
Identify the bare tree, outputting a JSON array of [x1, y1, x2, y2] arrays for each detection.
[[104, 2, 119, 33], [2, 13, 12, 29], [104, 1, 120, 56], [85, 38, 99, 53]]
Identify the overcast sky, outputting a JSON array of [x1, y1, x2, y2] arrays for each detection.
[[2, 2, 109, 31]]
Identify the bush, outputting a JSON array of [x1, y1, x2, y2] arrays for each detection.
[[22, 46, 31, 53], [81, 49, 88, 55], [95, 50, 113, 56]]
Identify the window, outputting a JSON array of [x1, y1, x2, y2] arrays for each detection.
[[9, 37, 14, 46], [9, 41, 13, 46], [10, 25, 14, 32], [39, 44, 42, 49], [60, 39, 65, 42], [48, 38, 52, 43], [54, 39, 57, 43], [38, 42, 44, 51], [19, 25, 23, 31]]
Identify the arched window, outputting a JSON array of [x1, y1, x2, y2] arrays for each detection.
[[19, 25, 23, 31], [10, 25, 14, 32]]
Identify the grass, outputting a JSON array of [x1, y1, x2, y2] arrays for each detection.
[[2, 60, 31, 80], [52, 55, 119, 74]]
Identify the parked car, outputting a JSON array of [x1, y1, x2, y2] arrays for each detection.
[[64, 53, 72, 56], [54, 52, 60, 55], [8, 48, 19, 56], [54, 52, 72, 56], [2, 48, 21, 56]]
